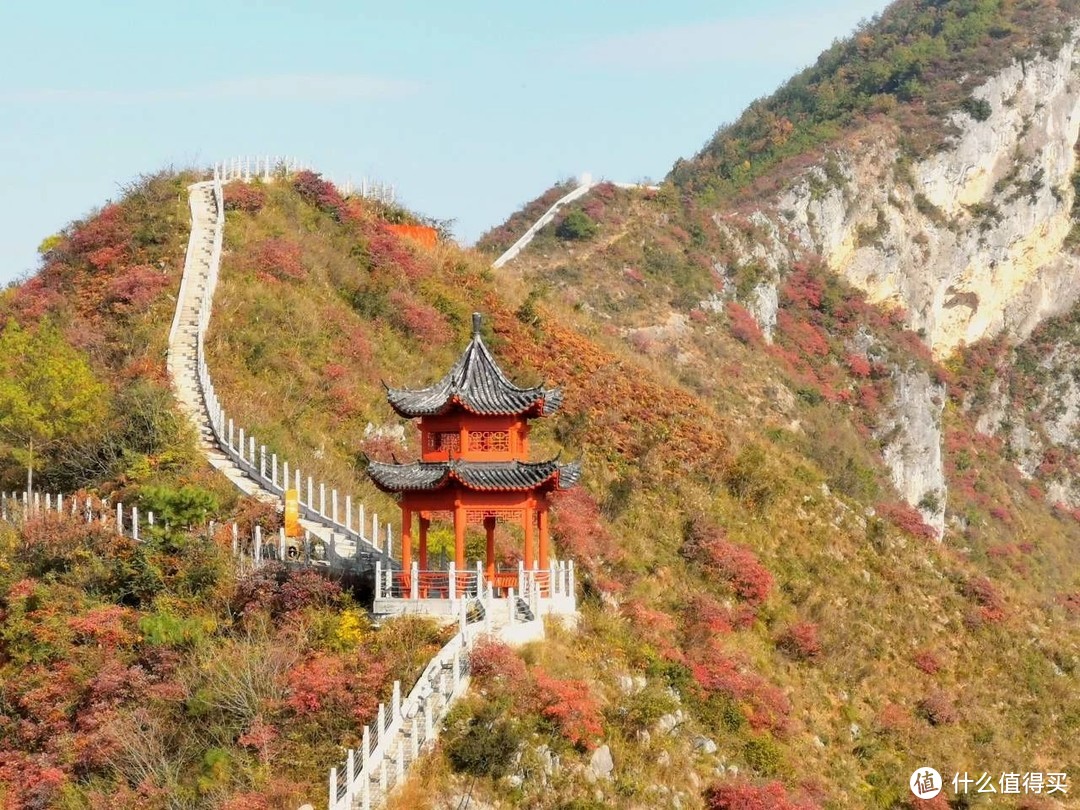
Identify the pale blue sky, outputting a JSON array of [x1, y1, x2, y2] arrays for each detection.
[[0, 0, 890, 283]]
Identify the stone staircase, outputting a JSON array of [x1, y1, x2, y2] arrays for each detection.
[[166, 179, 365, 554]]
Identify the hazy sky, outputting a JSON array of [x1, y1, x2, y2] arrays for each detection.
[[0, 0, 890, 284]]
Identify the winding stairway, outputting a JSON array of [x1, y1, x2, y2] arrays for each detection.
[[166, 177, 388, 564]]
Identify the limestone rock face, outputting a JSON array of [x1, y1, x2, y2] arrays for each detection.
[[718, 33, 1080, 359]]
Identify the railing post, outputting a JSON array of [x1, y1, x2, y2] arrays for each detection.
[[329, 767, 337, 810], [518, 560, 525, 596], [254, 525, 262, 565], [375, 561, 382, 600], [260, 445, 266, 479], [319, 483, 326, 517], [550, 560, 558, 597], [272, 453, 278, 487], [386, 524, 393, 559], [475, 560, 483, 597], [283, 461, 289, 492], [132, 507, 139, 541], [459, 595, 467, 636], [116, 502, 123, 533], [345, 495, 352, 532], [248, 435, 255, 467], [410, 561, 419, 600], [228, 419, 234, 450], [279, 528, 287, 561], [448, 562, 456, 601], [372, 513, 378, 548], [346, 748, 355, 798], [392, 680, 401, 719], [307, 477, 314, 511], [508, 587, 516, 624], [362, 725, 371, 772], [332, 489, 338, 524], [377, 704, 385, 749]]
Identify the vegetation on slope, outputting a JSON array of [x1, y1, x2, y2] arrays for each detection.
[[3, 149, 1080, 807], [672, 0, 1080, 205]]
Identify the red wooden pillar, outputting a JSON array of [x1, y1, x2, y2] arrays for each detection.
[[453, 500, 466, 569], [484, 516, 496, 585], [418, 514, 430, 569], [401, 507, 412, 596], [538, 504, 549, 569], [419, 514, 430, 597], [523, 503, 535, 570]]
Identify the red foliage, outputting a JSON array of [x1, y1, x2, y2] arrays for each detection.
[[875, 702, 911, 734], [1059, 592, 1080, 616], [388, 290, 450, 346], [550, 488, 623, 571], [104, 264, 172, 312], [726, 301, 763, 345], [682, 520, 774, 608], [323, 362, 348, 381], [776, 621, 821, 661], [469, 640, 528, 697], [532, 670, 603, 750], [781, 266, 825, 310], [776, 310, 830, 356], [368, 224, 426, 280], [245, 238, 305, 281], [621, 600, 683, 662], [223, 181, 267, 213], [69, 203, 126, 255], [846, 353, 872, 377], [690, 645, 791, 733], [682, 593, 743, 642], [917, 689, 957, 725], [292, 170, 346, 219], [87, 244, 125, 271], [913, 648, 942, 675], [67, 605, 138, 648], [705, 779, 818, 810], [962, 576, 1006, 623], [286, 653, 349, 715], [876, 501, 937, 540], [231, 564, 343, 621]]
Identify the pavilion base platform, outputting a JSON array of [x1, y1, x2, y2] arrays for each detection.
[[372, 560, 577, 623]]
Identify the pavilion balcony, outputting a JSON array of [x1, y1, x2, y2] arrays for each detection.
[[372, 558, 577, 620]]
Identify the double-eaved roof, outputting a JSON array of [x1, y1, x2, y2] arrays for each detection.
[[385, 313, 562, 418], [368, 458, 582, 493]]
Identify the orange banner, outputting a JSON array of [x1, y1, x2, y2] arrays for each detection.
[[385, 223, 438, 248], [284, 489, 301, 538]]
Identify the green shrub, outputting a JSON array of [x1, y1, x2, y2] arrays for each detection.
[[556, 209, 599, 241], [444, 700, 523, 779]]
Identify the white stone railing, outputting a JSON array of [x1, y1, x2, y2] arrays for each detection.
[[191, 168, 397, 569], [329, 598, 490, 810], [214, 156, 396, 204], [491, 174, 661, 269]]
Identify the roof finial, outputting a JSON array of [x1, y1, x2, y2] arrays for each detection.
[[472, 312, 482, 337]]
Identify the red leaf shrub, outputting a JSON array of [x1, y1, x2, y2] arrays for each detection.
[[917, 690, 957, 725], [67, 605, 138, 648], [962, 576, 1005, 623], [1059, 592, 1080, 616], [286, 654, 349, 715], [781, 266, 825, 310], [876, 501, 937, 540], [245, 238, 305, 281], [104, 264, 172, 311], [469, 640, 528, 697], [387, 290, 450, 346], [776, 621, 821, 661], [532, 670, 603, 750], [875, 702, 911, 734], [681, 519, 774, 608], [846, 353, 872, 377], [232, 564, 343, 620], [550, 488, 623, 570], [726, 301, 763, 345], [705, 779, 819, 810], [223, 181, 267, 213], [292, 170, 346, 219], [912, 648, 942, 675], [690, 645, 791, 733]]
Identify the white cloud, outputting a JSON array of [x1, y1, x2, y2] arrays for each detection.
[[2, 74, 421, 104], [577, 4, 884, 71]]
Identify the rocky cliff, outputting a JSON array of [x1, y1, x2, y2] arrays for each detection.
[[720, 32, 1080, 360]]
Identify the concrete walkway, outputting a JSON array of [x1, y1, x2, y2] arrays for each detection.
[[166, 180, 360, 553]]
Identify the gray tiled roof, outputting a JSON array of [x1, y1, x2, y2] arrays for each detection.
[[386, 313, 562, 418], [368, 458, 582, 493]]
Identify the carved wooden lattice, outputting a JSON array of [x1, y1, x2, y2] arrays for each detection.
[[468, 430, 510, 452], [425, 432, 460, 453], [465, 508, 522, 524]]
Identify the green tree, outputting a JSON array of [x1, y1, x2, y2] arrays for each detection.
[[555, 209, 599, 240], [0, 320, 107, 493]]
